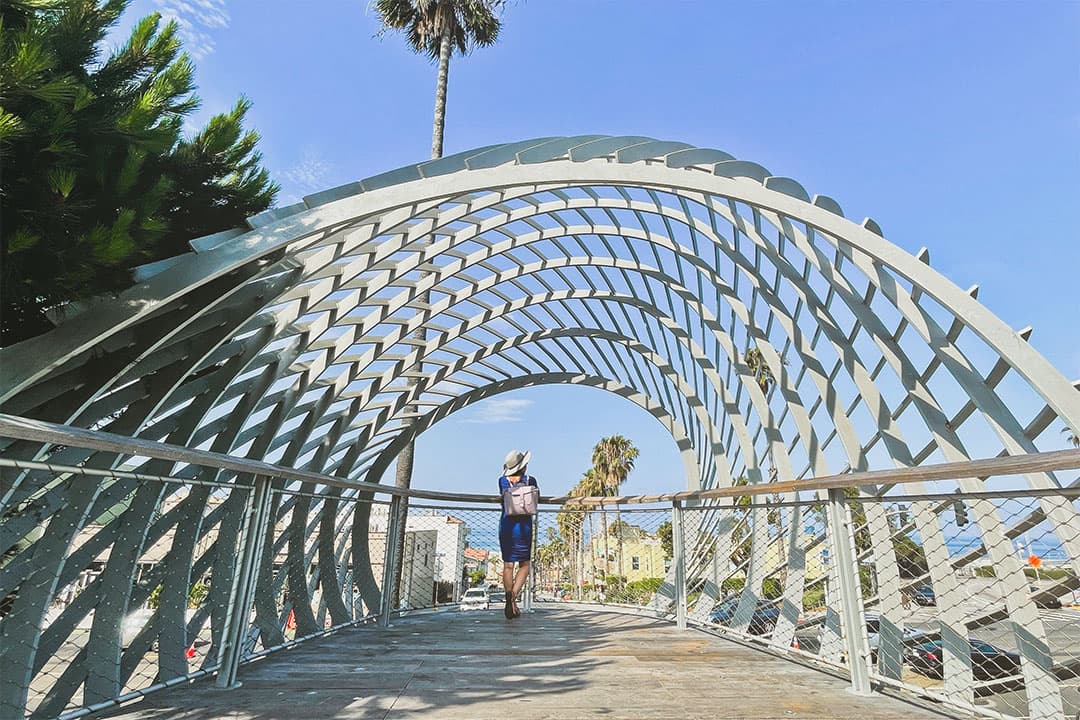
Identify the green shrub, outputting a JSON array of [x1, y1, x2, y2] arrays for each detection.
[[802, 586, 826, 611], [721, 577, 745, 596]]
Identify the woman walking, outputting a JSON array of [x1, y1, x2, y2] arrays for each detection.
[[498, 449, 539, 619]]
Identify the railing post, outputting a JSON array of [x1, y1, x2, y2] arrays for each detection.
[[671, 499, 687, 630], [524, 509, 538, 612], [379, 494, 404, 627], [216, 474, 272, 689], [826, 488, 872, 696]]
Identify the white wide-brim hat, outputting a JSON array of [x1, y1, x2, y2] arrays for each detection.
[[503, 449, 531, 476]]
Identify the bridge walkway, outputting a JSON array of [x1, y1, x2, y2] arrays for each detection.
[[100, 608, 950, 720]]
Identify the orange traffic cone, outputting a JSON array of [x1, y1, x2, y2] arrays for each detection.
[[791, 636, 800, 650]]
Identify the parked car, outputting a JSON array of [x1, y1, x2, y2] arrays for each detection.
[[1029, 585, 1062, 609], [865, 613, 926, 660], [460, 588, 490, 611], [905, 639, 1021, 680], [709, 597, 780, 635], [910, 584, 936, 606]]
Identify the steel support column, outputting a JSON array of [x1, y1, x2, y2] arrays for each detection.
[[672, 500, 687, 630], [524, 511, 538, 613], [216, 475, 272, 689], [379, 495, 404, 627], [826, 488, 873, 696]]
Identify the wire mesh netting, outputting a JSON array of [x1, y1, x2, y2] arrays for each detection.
[[850, 493, 1080, 719], [391, 504, 503, 612], [530, 506, 674, 608], [3, 453, 1079, 720], [664, 490, 1080, 719], [0, 462, 402, 719]]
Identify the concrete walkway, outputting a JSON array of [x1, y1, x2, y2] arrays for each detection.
[[101, 608, 952, 720]]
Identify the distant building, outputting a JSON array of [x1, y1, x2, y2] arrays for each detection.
[[464, 546, 490, 585], [399, 529, 438, 609], [406, 512, 470, 602], [589, 525, 669, 583]]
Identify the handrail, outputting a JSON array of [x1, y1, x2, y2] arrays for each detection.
[[2, 412, 1080, 506]]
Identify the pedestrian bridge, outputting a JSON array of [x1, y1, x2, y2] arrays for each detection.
[[96, 607, 947, 720], [2, 136, 1079, 719]]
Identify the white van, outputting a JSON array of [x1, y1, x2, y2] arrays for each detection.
[[460, 587, 490, 611]]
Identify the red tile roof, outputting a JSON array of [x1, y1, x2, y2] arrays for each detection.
[[464, 547, 489, 561]]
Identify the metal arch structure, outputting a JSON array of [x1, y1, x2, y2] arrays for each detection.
[[2, 135, 1080, 719]]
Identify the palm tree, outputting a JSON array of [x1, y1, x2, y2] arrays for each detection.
[[373, 0, 502, 158], [744, 347, 775, 394], [554, 509, 579, 594], [373, 0, 504, 605], [572, 472, 604, 599], [591, 436, 639, 581], [1063, 426, 1080, 449]]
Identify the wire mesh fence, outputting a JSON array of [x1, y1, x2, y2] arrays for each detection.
[[850, 492, 1080, 719], [662, 489, 1080, 720], [0, 461, 404, 720], [530, 506, 674, 608], [3, 448, 1079, 720]]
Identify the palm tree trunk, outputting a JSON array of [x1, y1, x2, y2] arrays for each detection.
[[614, 474, 624, 581], [431, 33, 452, 159], [392, 31, 452, 607], [600, 507, 609, 596]]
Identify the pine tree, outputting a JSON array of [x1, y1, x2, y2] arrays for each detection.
[[0, 0, 277, 345]]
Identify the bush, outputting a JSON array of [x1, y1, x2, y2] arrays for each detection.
[[147, 579, 209, 610], [622, 577, 664, 604], [721, 577, 745, 596], [802, 586, 825, 611]]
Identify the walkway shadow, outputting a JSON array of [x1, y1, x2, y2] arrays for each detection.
[[97, 607, 950, 720]]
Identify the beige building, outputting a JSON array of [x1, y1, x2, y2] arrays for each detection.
[[589, 527, 670, 582]]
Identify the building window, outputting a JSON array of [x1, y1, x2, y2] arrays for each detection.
[[631, 556, 640, 571]]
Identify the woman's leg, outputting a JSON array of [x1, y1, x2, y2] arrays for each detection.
[[501, 562, 515, 618], [502, 562, 515, 593], [511, 560, 530, 612]]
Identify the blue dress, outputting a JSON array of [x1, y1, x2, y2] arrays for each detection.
[[498, 475, 538, 562]]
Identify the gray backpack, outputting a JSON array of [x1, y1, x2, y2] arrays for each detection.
[[502, 479, 539, 516]]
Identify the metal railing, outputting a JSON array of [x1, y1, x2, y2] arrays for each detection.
[[2, 413, 1079, 719]]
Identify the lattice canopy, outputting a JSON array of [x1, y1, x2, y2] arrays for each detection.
[[2, 135, 1077, 493], [4, 135, 1080, 719]]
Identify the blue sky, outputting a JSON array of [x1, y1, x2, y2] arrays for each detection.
[[111, 1, 1078, 497]]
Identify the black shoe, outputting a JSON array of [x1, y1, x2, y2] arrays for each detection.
[[503, 595, 514, 619]]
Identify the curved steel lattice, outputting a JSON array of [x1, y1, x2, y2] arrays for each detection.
[[1, 135, 1079, 719]]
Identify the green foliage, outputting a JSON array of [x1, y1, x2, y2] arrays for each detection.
[[974, 566, 996, 578], [468, 569, 486, 586], [187, 580, 209, 608], [657, 520, 673, 559], [147, 582, 162, 610], [0, 0, 277, 344], [716, 577, 783, 600], [762, 578, 783, 600], [802, 585, 825, 611], [892, 535, 929, 578], [621, 577, 663, 604], [743, 346, 776, 393], [146, 579, 207, 609], [374, 0, 502, 62], [1025, 567, 1074, 580], [721, 577, 744, 595], [603, 574, 626, 589]]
